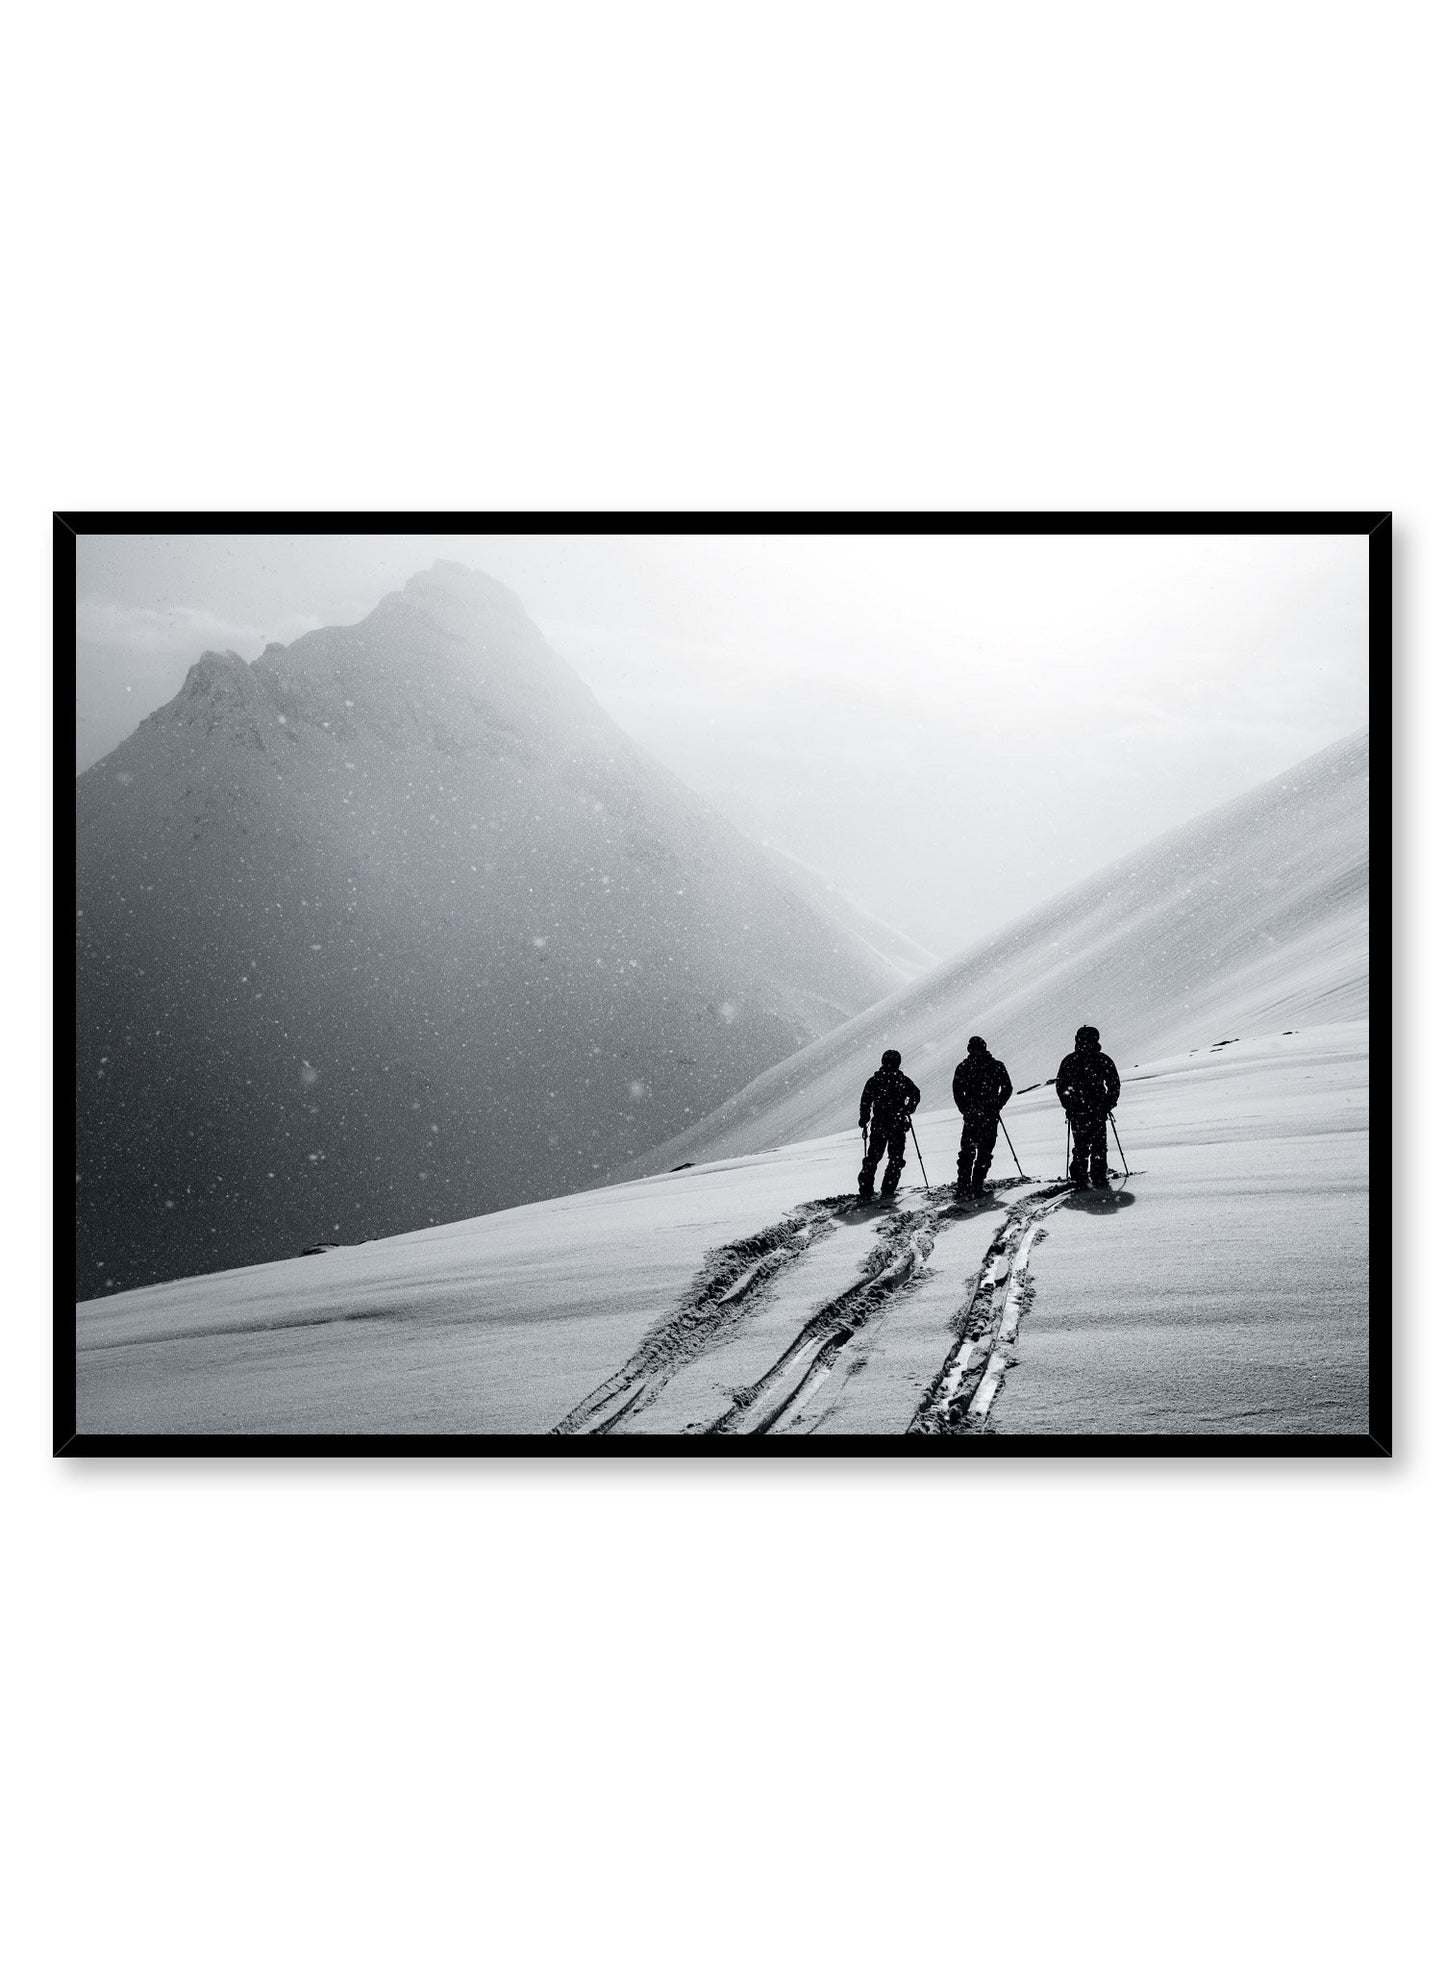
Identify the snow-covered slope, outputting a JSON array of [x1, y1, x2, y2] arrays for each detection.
[[763, 847, 940, 982], [619, 731, 1368, 1175], [75, 562, 905, 1297], [75, 1023, 1369, 1437], [73, 725, 1371, 1440]]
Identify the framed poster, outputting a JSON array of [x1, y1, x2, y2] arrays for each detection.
[[59, 512, 1386, 1453]]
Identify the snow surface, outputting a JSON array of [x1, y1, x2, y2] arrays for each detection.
[[76, 1021, 1368, 1436]]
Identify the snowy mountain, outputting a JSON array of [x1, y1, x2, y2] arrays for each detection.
[[619, 730, 1368, 1174], [74, 561, 903, 1296]]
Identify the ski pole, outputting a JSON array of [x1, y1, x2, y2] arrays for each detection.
[[907, 1114, 931, 1191], [1064, 1117, 1071, 1178], [1109, 1113, 1131, 1179], [998, 1114, 1024, 1177]]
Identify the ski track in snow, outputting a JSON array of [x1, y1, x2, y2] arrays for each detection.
[[906, 1179, 1116, 1435], [706, 1199, 944, 1436], [555, 1176, 1059, 1438], [553, 1197, 852, 1434]]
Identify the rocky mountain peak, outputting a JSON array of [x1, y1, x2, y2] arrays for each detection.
[[182, 649, 256, 694]]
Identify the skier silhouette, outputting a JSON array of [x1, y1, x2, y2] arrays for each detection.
[[1056, 1025, 1121, 1188], [857, 1049, 920, 1201], [951, 1035, 1013, 1196]]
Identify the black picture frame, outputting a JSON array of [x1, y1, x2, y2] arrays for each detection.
[[56, 510, 1390, 1457]]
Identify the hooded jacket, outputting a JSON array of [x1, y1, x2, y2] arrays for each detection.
[[1055, 1034, 1120, 1115]]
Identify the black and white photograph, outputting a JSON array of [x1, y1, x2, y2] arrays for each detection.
[[63, 516, 1382, 1448]]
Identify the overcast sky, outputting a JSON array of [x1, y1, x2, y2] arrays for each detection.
[[74, 532, 1369, 956]]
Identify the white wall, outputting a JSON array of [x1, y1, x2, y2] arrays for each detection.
[[10, 5, 1432, 1966]]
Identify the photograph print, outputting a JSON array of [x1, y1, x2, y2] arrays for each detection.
[[61, 514, 1384, 1452]]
